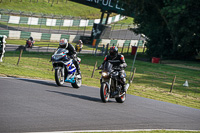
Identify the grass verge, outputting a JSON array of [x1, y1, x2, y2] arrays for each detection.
[[0, 0, 116, 19], [0, 51, 200, 109]]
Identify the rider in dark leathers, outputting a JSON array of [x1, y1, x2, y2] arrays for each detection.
[[58, 38, 81, 75], [99, 46, 127, 91]]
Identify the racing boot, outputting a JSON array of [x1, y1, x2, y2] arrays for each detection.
[[77, 68, 81, 75], [74, 59, 81, 75], [124, 83, 129, 92]]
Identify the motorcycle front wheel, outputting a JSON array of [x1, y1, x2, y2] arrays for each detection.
[[100, 83, 110, 103], [55, 67, 64, 86]]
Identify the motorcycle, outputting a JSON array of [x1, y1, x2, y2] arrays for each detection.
[[98, 61, 129, 103], [51, 48, 82, 88], [75, 43, 83, 52], [25, 40, 35, 48]]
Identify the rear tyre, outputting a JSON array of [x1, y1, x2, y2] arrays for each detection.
[[100, 83, 109, 103], [115, 92, 126, 103], [71, 72, 82, 88], [55, 67, 64, 86]]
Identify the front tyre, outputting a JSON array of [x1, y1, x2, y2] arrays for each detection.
[[115, 92, 126, 103], [100, 83, 109, 103], [55, 67, 64, 86], [71, 73, 82, 88]]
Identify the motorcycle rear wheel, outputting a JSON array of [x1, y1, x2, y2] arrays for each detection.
[[55, 67, 64, 86], [115, 92, 126, 103], [100, 83, 109, 103]]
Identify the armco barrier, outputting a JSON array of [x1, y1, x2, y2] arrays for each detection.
[[0, 30, 81, 43], [0, 30, 143, 46], [0, 13, 125, 27]]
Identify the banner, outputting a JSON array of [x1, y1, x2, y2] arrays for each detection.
[[91, 23, 111, 39]]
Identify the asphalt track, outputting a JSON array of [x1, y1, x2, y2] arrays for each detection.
[[0, 77, 200, 133]]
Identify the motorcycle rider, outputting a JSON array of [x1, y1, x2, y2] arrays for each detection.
[[58, 38, 81, 75], [26, 36, 34, 47], [76, 40, 83, 52], [79, 40, 83, 48], [99, 46, 128, 92], [29, 36, 33, 41]]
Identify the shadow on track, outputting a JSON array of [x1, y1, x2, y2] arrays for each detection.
[[47, 90, 103, 103], [16, 78, 61, 87]]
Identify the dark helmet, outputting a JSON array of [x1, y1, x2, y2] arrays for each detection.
[[109, 46, 118, 58]]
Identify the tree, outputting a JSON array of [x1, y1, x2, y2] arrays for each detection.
[[122, 0, 200, 59]]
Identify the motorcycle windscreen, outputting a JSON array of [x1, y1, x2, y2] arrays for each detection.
[[103, 61, 113, 72], [55, 48, 68, 54]]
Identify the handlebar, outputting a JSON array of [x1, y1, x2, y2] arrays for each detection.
[[113, 67, 121, 71]]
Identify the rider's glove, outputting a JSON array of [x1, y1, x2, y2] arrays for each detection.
[[119, 64, 124, 68], [98, 64, 103, 70]]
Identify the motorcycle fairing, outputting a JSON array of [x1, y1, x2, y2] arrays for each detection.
[[64, 60, 76, 75], [65, 75, 75, 83]]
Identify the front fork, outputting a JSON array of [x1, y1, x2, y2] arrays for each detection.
[[62, 66, 65, 77], [54, 66, 65, 78], [101, 78, 111, 94]]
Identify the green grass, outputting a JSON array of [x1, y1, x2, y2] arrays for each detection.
[[7, 39, 59, 47], [6, 39, 96, 50], [115, 17, 135, 25], [0, 0, 117, 19], [0, 51, 200, 109]]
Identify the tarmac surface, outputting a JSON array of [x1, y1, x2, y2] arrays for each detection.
[[0, 77, 200, 132]]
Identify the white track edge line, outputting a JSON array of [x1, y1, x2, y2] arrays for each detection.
[[25, 129, 200, 133]]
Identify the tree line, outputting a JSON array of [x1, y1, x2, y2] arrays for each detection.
[[0, 0, 68, 4], [122, 0, 200, 60]]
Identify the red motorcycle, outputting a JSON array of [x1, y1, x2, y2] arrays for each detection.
[[25, 40, 35, 48]]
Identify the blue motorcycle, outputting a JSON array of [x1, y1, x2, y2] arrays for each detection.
[[51, 48, 82, 88]]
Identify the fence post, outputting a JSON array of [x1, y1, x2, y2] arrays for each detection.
[[143, 46, 146, 54], [105, 43, 109, 55], [170, 75, 176, 93], [18, 11, 23, 30], [83, 19, 88, 36], [51, 0, 55, 7], [129, 67, 136, 83], [47, 43, 50, 52], [49, 15, 54, 33], [76, 17, 81, 35], [118, 24, 123, 39], [17, 49, 23, 65], [7, 10, 13, 30], [127, 43, 131, 54], [116, 43, 119, 48], [91, 61, 97, 78], [58, 15, 63, 34], [102, 44, 105, 56], [121, 43, 125, 54], [95, 43, 98, 56], [68, 16, 73, 34]]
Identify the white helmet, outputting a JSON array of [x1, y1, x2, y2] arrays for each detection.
[[59, 38, 68, 48], [79, 40, 83, 44]]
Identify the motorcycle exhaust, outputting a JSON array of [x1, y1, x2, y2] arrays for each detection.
[[118, 92, 126, 97]]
